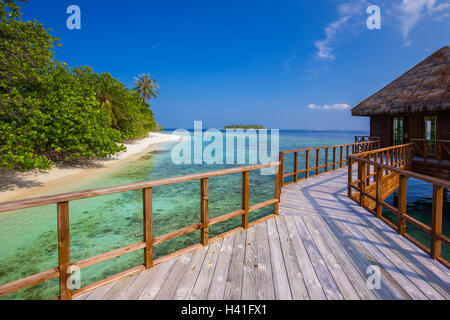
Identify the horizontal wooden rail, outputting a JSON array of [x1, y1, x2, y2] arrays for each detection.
[[0, 268, 59, 297], [153, 223, 204, 246], [209, 209, 244, 226], [411, 139, 450, 163], [0, 162, 280, 214], [0, 161, 282, 299], [280, 139, 381, 186], [348, 143, 449, 267], [74, 242, 147, 270]]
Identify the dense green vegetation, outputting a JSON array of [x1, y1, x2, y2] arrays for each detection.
[[222, 124, 265, 129], [0, 0, 160, 171]]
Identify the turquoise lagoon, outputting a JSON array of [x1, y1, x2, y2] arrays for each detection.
[[0, 130, 448, 299]]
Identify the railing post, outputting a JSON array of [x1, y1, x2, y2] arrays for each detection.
[[398, 175, 407, 235], [332, 147, 336, 170], [431, 185, 443, 260], [274, 165, 281, 215], [143, 188, 153, 269], [359, 161, 366, 206], [57, 201, 71, 300], [348, 158, 353, 198], [294, 152, 298, 182], [375, 166, 383, 218], [325, 148, 329, 172], [242, 171, 249, 229], [316, 149, 320, 175], [340, 146, 343, 168], [346, 145, 350, 166], [280, 152, 285, 187], [201, 178, 209, 245], [305, 150, 310, 179]]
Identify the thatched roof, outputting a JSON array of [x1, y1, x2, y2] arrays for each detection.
[[352, 46, 450, 116]]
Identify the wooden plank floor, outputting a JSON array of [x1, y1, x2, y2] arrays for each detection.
[[77, 168, 450, 300]]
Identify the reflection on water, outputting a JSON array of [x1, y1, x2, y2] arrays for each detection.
[[1, 130, 447, 299]]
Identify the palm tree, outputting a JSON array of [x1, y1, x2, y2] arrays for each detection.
[[134, 73, 160, 103], [96, 73, 124, 127]]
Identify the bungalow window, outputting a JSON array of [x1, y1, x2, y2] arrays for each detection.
[[424, 116, 437, 140], [393, 117, 403, 145]]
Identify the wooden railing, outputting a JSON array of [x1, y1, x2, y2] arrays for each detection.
[[280, 139, 381, 186], [411, 139, 450, 162], [0, 162, 281, 300], [348, 144, 449, 267], [355, 136, 380, 143]]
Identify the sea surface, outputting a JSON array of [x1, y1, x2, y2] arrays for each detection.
[[0, 130, 448, 299]]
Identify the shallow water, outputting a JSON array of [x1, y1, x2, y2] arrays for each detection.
[[0, 130, 448, 299]]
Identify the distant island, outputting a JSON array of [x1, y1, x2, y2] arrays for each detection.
[[222, 125, 265, 129]]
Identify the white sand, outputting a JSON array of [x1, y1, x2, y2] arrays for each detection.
[[0, 132, 183, 202]]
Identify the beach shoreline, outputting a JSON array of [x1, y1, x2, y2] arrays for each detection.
[[0, 132, 183, 203]]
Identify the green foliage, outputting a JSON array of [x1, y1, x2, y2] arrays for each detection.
[[0, 0, 160, 171], [134, 73, 160, 103]]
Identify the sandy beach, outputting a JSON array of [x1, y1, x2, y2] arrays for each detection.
[[0, 132, 183, 203]]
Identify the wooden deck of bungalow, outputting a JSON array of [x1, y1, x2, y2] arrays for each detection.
[[76, 168, 450, 300]]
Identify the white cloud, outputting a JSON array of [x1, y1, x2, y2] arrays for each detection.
[[314, 0, 368, 60], [398, 0, 449, 43], [314, 1, 449, 60], [315, 17, 349, 60], [307, 103, 351, 110], [399, 0, 436, 39]]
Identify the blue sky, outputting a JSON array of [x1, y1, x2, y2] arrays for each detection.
[[21, 0, 449, 130]]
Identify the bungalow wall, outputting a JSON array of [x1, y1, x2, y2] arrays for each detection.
[[370, 115, 392, 148], [439, 111, 450, 141]]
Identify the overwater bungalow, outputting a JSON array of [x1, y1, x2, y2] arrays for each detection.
[[352, 46, 450, 180]]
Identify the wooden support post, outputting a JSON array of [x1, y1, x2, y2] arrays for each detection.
[[200, 178, 209, 245], [359, 162, 366, 206], [332, 147, 336, 170], [242, 171, 249, 229], [143, 188, 153, 269], [424, 141, 428, 162], [346, 145, 350, 166], [375, 167, 383, 218], [316, 149, 320, 175], [431, 185, 443, 260], [57, 201, 71, 300], [274, 165, 281, 215], [294, 152, 298, 182], [305, 150, 310, 179], [348, 158, 353, 198], [395, 148, 399, 167], [398, 175, 407, 235], [325, 148, 329, 172], [366, 155, 371, 186], [280, 152, 285, 187], [340, 146, 343, 168]]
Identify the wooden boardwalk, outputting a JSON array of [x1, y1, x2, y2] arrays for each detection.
[[77, 168, 450, 300]]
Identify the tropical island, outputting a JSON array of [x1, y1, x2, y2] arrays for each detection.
[[0, 0, 165, 173], [222, 124, 265, 129]]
